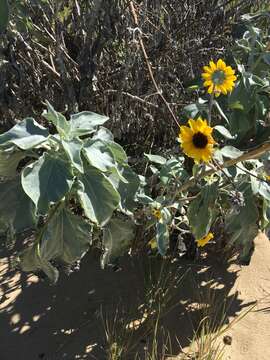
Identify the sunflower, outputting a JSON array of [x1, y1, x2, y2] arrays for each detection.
[[179, 118, 215, 163], [152, 208, 162, 220], [196, 233, 214, 247], [202, 59, 237, 96]]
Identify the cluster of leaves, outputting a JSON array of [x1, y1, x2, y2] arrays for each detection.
[[0, 103, 141, 281]]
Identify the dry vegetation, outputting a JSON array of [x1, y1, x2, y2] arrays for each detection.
[[0, 0, 266, 151]]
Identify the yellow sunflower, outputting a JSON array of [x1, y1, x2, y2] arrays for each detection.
[[196, 233, 214, 247], [202, 59, 237, 96], [179, 118, 216, 163], [152, 208, 162, 220]]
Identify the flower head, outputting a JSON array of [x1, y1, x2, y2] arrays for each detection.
[[179, 118, 216, 163], [202, 59, 236, 96], [196, 233, 214, 247], [148, 238, 158, 250], [152, 208, 162, 220]]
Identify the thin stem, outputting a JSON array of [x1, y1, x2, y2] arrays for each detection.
[[211, 159, 237, 190], [178, 142, 270, 193], [235, 164, 270, 184], [208, 89, 215, 126], [129, 1, 180, 128]]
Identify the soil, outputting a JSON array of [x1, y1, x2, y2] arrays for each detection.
[[0, 234, 270, 360]]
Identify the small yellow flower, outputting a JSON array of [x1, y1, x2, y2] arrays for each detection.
[[148, 238, 158, 250], [196, 233, 214, 247], [179, 118, 216, 163], [202, 59, 237, 96], [152, 208, 162, 220], [265, 174, 270, 182]]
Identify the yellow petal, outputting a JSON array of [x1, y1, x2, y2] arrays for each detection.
[[202, 73, 212, 80], [207, 84, 214, 94], [224, 66, 235, 76], [203, 65, 212, 74], [209, 60, 217, 71], [188, 118, 198, 132], [180, 126, 193, 142], [220, 85, 228, 95], [217, 59, 226, 70], [196, 233, 214, 247]]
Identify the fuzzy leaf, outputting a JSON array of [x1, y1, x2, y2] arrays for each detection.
[[40, 206, 92, 264], [251, 176, 270, 201], [156, 222, 169, 256], [62, 138, 83, 173], [214, 126, 235, 140], [69, 112, 109, 137], [83, 139, 115, 172], [107, 141, 128, 163], [220, 146, 243, 159], [20, 245, 59, 283], [109, 165, 140, 212], [188, 183, 218, 239], [20, 206, 92, 282], [0, 118, 49, 150], [92, 127, 114, 142], [22, 153, 74, 215], [101, 218, 135, 268], [144, 153, 166, 165], [42, 101, 70, 138], [226, 184, 258, 263], [0, 176, 36, 233], [0, 147, 25, 177], [77, 166, 120, 225]]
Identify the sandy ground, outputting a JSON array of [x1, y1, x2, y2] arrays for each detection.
[[0, 234, 270, 360], [222, 234, 270, 360]]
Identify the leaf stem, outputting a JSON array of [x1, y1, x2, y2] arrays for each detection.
[[208, 87, 215, 126]]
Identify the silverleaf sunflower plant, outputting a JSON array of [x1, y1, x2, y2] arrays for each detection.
[[1, 13, 270, 282], [141, 15, 270, 263], [0, 101, 142, 282]]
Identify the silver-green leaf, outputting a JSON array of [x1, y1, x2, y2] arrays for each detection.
[[62, 138, 84, 173], [69, 111, 109, 137], [188, 183, 218, 239], [0, 176, 36, 233], [156, 222, 169, 256], [77, 166, 120, 225], [101, 217, 135, 268], [0, 118, 49, 150], [40, 206, 92, 264], [42, 101, 70, 139], [21, 153, 74, 214], [83, 139, 115, 172], [0, 147, 25, 177]]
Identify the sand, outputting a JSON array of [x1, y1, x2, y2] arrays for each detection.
[[0, 234, 270, 360]]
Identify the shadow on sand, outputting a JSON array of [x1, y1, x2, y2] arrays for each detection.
[[0, 245, 255, 360]]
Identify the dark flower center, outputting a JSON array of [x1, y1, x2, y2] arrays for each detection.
[[192, 132, 208, 148], [212, 70, 225, 85]]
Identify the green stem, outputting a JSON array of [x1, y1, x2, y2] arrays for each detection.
[[208, 87, 215, 126], [179, 142, 270, 193]]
